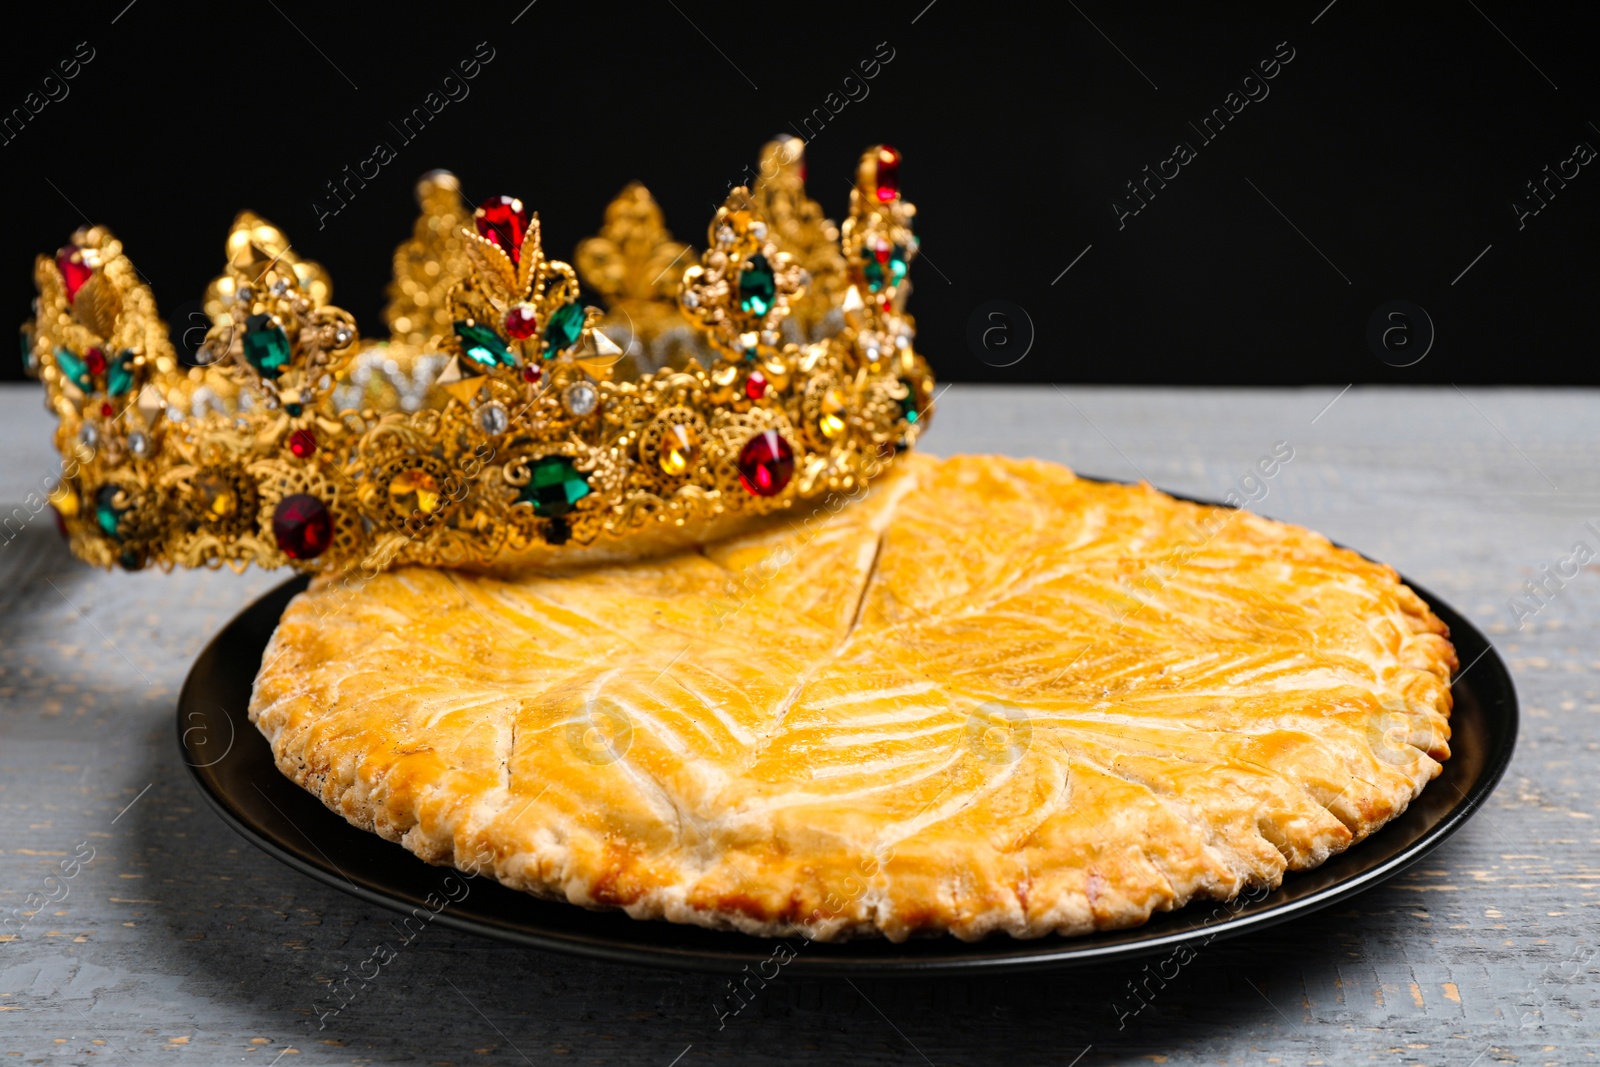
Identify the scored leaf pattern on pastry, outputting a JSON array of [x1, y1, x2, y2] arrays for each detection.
[[251, 455, 1455, 942]]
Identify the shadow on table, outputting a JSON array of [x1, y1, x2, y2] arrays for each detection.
[[128, 765, 1406, 1066]]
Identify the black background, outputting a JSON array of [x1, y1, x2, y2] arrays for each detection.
[[3, 0, 1596, 384]]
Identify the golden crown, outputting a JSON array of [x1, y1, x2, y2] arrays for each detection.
[[22, 140, 933, 574]]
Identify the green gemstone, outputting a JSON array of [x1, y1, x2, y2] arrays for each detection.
[[242, 314, 291, 378], [284, 402, 303, 417], [862, 258, 885, 293], [543, 302, 586, 357], [94, 484, 126, 540], [899, 380, 920, 424], [738, 254, 776, 315], [454, 320, 513, 368], [54, 347, 92, 391], [20, 330, 36, 373], [889, 244, 909, 284], [106, 350, 136, 397], [518, 455, 591, 517]]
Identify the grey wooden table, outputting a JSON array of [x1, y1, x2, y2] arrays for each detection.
[[1, 383, 1595, 1065]]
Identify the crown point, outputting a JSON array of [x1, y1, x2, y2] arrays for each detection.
[[56, 246, 93, 303], [418, 170, 460, 198], [779, 136, 807, 181], [874, 146, 901, 202], [474, 196, 529, 264]]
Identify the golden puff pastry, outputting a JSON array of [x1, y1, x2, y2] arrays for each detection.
[[250, 453, 1455, 941]]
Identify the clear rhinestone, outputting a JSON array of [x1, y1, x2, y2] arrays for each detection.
[[333, 325, 354, 347], [128, 431, 150, 457], [682, 291, 700, 309], [562, 381, 599, 417], [270, 279, 290, 296], [760, 330, 779, 347], [79, 424, 98, 448], [749, 221, 768, 240], [715, 225, 735, 248], [236, 286, 253, 303], [477, 401, 510, 435]]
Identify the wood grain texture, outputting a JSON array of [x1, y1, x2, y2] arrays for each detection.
[[1, 384, 1595, 1064]]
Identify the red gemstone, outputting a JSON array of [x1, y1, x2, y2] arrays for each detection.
[[521, 364, 542, 384], [505, 304, 539, 339], [51, 504, 67, 538], [474, 196, 529, 264], [84, 347, 107, 375], [744, 370, 768, 400], [272, 493, 333, 560], [99, 402, 114, 418], [874, 146, 900, 203], [288, 428, 317, 458], [56, 246, 93, 303], [737, 430, 794, 497]]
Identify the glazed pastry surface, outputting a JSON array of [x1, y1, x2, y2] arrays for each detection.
[[250, 454, 1455, 941]]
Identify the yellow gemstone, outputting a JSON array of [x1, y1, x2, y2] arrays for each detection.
[[196, 472, 237, 521], [389, 469, 441, 514], [659, 424, 700, 476], [819, 387, 849, 440]]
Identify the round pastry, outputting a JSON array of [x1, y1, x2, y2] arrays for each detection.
[[249, 453, 1455, 941]]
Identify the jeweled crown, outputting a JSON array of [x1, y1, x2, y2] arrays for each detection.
[[22, 140, 933, 574]]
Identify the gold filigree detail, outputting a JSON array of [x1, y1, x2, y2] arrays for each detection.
[[385, 170, 472, 349], [750, 136, 847, 341], [575, 183, 703, 381], [678, 187, 805, 364], [25, 144, 934, 576]]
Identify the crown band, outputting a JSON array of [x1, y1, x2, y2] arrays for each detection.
[[22, 140, 933, 575]]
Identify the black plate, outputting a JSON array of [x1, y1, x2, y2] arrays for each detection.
[[179, 553, 1517, 976]]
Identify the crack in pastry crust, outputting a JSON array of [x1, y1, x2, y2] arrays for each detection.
[[249, 454, 1456, 942]]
